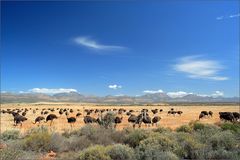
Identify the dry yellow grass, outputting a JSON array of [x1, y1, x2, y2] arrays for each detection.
[[0, 103, 239, 133]]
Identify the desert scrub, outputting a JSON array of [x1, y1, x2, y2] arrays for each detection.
[[208, 130, 238, 151], [0, 130, 20, 141], [0, 147, 24, 160], [219, 122, 240, 134], [135, 133, 181, 160], [106, 144, 135, 160], [79, 145, 111, 160], [153, 126, 172, 133], [176, 125, 193, 133], [175, 132, 205, 159], [124, 129, 148, 148], [22, 129, 51, 152]]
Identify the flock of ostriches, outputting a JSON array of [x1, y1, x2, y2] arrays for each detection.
[[1, 107, 239, 129]]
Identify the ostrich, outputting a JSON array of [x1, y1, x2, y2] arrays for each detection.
[[13, 115, 27, 126], [33, 116, 45, 125], [142, 112, 151, 127], [84, 115, 97, 124], [66, 115, 76, 128], [152, 116, 161, 126], [199, 113, 205, 120], [114, 116, 123, 128], [76, 112, 82, 117], [128, 114, 138, 128], [177, 111, 183, 116], [45, 114, 58, 126], [22, 112, 26, 116], [209, 111, 213, 117], [151, 109, 158, 114]]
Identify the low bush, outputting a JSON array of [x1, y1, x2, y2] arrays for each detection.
[[22, 129, 51, 152], [79, 145, 111, 160], [64, 135, 92, 151], [56, 151, 79, 160], [153, 126, 172, 133], [135, 133, 181, 160], [219, 122, 240, 134], [0, 148, 24, 160], [176, 125, 193, 133], [175, 132, 205, 159], [208, 130, 237, 151], [124, 129, 148, 148], [0, 130, 20, 141], [107, 144, 135, 160]]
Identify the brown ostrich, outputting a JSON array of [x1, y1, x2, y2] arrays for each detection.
[[45, 114, 58, 126]]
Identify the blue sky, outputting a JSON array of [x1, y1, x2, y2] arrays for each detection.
[[1, 1, 239, 97]]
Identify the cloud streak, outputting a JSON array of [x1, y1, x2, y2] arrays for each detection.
[[29, 88, 78, 94], [74, 36, 125, 50], [142, 89, 224, 98], [108, 84, 122, 90], [143, 89, 163, 94], [216, 13, 240, 20], [174, 56, 228, 81]]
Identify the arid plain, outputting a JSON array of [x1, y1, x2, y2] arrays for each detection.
[[1, 103, 239, 133]]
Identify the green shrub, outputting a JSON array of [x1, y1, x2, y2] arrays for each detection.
[[219, 122, 240, 134], [205, 149, 240, 160], [153, 127, 172, 133], [136, 133, 181, 160], [208, 130, 237, 150], [25, 126, 49, 135], [124, 129, 148, 148], [56, 151, 79, 160], [22, 130, 51, 152], [176, 125, 193, 133], [1, 130, 20, 141], [79, 145, 111, 160], [175, 132, 205, 159], [101, 112, 116, 129], [64, 135, 92, 151], [107, 144, 135, 160], [0, 148, 24, 160], [192, 122, 205, 131]]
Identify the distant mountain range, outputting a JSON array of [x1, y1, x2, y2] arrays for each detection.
[[1, 92, 239, 104]]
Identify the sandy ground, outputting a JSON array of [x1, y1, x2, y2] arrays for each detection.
[[0, 103, 239, 133]]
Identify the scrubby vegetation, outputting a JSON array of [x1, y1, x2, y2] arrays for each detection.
[[0, 122, 240, 160]]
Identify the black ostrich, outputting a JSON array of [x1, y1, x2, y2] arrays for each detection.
[[66, 115, 76, 128], [151, 109, 158, 114], [177, 111, 183, 116], [33, 116, 45, 125], [22, 112, 27, 116], [59, 110, 64, 116], [84, 115, 97, 124], [114, 116, 123, 128], [152, 116, 161, 126], [199, 113, 205, 120], [13, 115, 27, 126], [128, 114, 138, 128], [142, 112, 152, 127], [45, 114, 58, 126], [76, 112, 82, 117], [209, 111, 213, 117]]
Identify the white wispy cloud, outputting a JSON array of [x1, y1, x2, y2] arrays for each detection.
[[142, 89, 225, 98], [74, 36, 125, 50], [174, 56, 228, 81], [167, 91, 193, 98], [143, 89, 164, 94], [29, 88, 78, 94], [211, 91, 224, 97], [108, 84, 122, 90], [216, 13, 240, 20]]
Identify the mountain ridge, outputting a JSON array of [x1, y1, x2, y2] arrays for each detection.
[[1, 92, 239, 104]]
